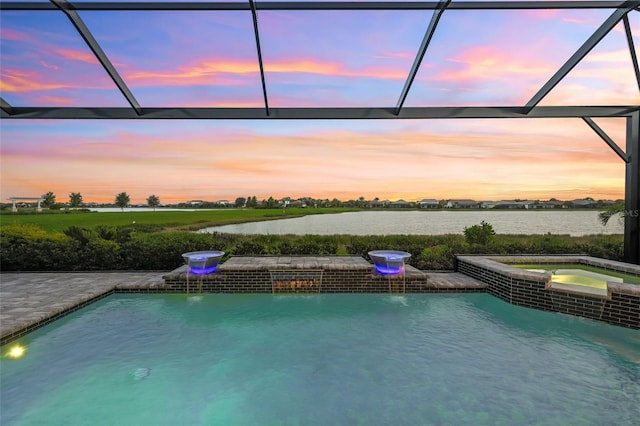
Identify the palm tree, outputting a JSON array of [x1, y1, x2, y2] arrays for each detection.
[[115, 192, 130, 211], [147, 194, 160, 211], [69, 192, 83, 208], [599, 200, 624, 225]]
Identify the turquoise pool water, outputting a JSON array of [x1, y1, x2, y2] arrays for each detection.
[[2, 294, 639, 426]]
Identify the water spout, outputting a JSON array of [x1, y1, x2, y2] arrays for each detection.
[[182, 251, 225, 293]]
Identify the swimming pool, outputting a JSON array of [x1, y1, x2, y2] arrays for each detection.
[[2, 294, 639, 425]]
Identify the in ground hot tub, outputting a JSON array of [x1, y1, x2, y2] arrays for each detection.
[[368, 250, 411, 276], [182, 251, 225, 275]]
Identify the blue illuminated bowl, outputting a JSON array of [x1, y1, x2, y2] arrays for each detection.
[[368, 250, 411, 276], [182, 251, 225, 275]]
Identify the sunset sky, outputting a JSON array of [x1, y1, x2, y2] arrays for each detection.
[[1, 3, 639, 204]]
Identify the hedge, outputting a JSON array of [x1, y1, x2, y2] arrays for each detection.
[[0, 223, 625, 271]]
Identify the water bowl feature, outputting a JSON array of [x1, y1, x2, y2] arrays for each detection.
[[368, 250, 411, 276], [182, 251, 225, 275]]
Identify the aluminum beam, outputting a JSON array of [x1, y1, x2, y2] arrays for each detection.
[[2, 1, 638, 11], [623, 15, 640, 93], [249, 0, 269, 115], [582, 117, 629, 162], [524, 3, 639, 113], [395, 0, 451, 115], [50, 0, 142, 115], [2, 106, 638, 120], [0, 97, 14, 116], [624, 111, 640, 264]]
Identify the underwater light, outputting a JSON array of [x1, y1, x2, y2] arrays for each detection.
[[189, 264, 218, 275], [7, 344, 26, 359]]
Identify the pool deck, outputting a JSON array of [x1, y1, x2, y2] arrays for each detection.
[[0, 272, 166, 345], [0, 268, 484, 346]]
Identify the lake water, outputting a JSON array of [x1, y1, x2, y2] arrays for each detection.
[[199, 210, 623, 236]]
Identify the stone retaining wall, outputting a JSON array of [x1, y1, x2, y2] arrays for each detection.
[[457, 255, 640, 329]]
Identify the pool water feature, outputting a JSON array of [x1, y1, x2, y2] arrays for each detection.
[[368, 250, 411, 276], [182, 251, 225, 293], [182, 251, 225, 276], [2, 294, 639, 426]]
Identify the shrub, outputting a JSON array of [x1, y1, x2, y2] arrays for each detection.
[[0, 225, 626, 272], [464, 221, 496, 246], [417, 244, 455, 270]]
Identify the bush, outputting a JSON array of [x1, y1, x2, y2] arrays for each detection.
[[0, 223, 626, 272], [464, 221, 496, 246]]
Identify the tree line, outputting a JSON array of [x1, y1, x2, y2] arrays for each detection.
[[38, 191, 161, 211]]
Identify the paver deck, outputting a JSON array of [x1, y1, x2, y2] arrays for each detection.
[[0, 272, 166, 345]]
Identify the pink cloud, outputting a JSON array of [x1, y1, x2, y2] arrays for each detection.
[[121, 56, 408, 88], [0, 69, 70, 92], [39, 60, 60, 71], [34, 95, 74, 106], [432, 47, 554, 83], [0, 28, 30, 42], [54, 48, 100, 65]]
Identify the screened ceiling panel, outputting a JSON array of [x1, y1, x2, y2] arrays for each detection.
[[0, 10, 129, 107], [0, 1, 638, 119], [405, 8, 615, 107], [258, 10, 431, 107], [78, 0, 246, 2], [540, 19, 640, 106], [79, 10, 264, 107]]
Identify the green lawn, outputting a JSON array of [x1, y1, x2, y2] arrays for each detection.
[[0, 208, 357, 233]]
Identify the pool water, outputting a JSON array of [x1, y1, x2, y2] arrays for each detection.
[[2, 294, 639, 426]]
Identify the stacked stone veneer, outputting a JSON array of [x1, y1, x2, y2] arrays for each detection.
[[457, 255, 640, 329], [163, 256, 483, 294]]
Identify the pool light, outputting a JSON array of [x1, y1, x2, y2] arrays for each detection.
[[7, 344, 26, 359]]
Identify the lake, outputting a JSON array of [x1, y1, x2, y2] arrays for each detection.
[[198, 210, 623, 236]]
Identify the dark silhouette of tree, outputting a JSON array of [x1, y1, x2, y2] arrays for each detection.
[[115, 192, 130, 211], [41, 192, 56, 208], [147, 194, 160, 211], [246, 196, 258, 208], [235, 197, 246, 208], [266, 196, 278, 208], [69, 192, 83, 208]]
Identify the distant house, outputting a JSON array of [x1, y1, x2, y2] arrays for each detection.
[[446, 199, 478, 208], [369, 199, 387, 208], [390, 199, 413, 208], [494, 200, 533, 209], [536, 200, 565, 209], [571, 198, 597, 208], [417, 199, 439, 209]]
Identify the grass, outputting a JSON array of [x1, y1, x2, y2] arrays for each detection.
[[0, 208, 358, 233]]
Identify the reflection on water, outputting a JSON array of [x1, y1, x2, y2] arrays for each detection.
[[199, 210, 621, 236]]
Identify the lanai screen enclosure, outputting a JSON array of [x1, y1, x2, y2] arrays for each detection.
[[1, 0, 638, 263]]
